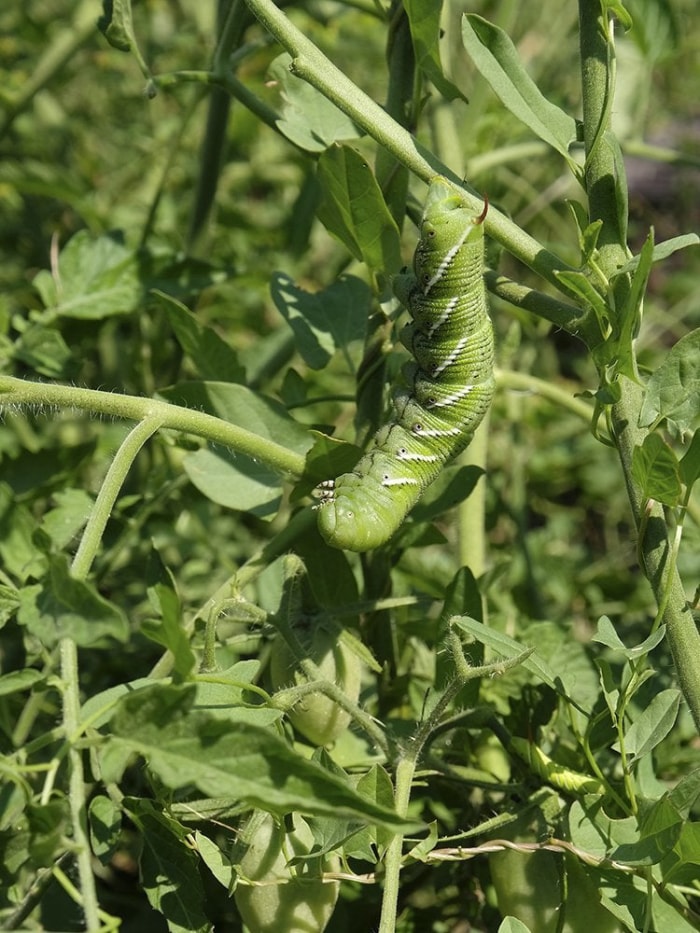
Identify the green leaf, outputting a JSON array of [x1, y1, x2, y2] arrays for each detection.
[[622, 688, 681, 763], [183, 446, 284, 517], [40, 489, 93, 550], [104, 684, 413, 829], [159, 381, 312, 517], [554, 270, 609, 337], [403, 0, 466, 102], [567, 200, 602, 264], [17, 554, 128, 648], [130, 806, 210, 933], [13, 324, 73, 378], [32, 230, 142, 319], [0, 583, 21, 630], [452, 617, 559, 693], [665, 821, 700, 887], [611, 798, 683, 866], [631, 433, 682, 506], [154, 290, 245, 383], [615, 233, 699, 276], [301, 433, 362, 491], [680, 429, 700, 490], [27, 800, 69, 867], [612, 227, 653, 379], [89, 795, 122, 865], [592, 615, 666, 660], [639, 328, 700, 434], [317, 146, 402, 276], [270, 273, 371, 370], [410, 464, 484, 522], [602, 0, 634, 30], [269, 54, 362, 152], [345, 764, 397, 859], [98, 0, 136, 53], [461, 15, 577, 160], [436, 566, 484, 701], [293, 532, 360, 609], [498, 919, 533, 933], [0, 484, 48, 583], [194, 831, 234, 889], [141, 584, 196, 679], [0, 668, 44, 696], [667, 767, 700, 817]]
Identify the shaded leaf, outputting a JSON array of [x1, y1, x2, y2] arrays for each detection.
[[622, 688, 681, 763], [270, 273, 370, 370], [154, 291, 245, 383], [639, 328, 700, 433], [269, 54, 362, 152], [17, 555, 128, 648], [317, 146, 402, 276], [631, 433, 682, 506], [404, 0, 466, 102], [32, 231, 142, 319]]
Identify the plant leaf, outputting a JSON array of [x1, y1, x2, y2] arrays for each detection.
[[404, 0, 466, 102], [269, 54, 362, 152], [270, 273, 370, 370], [317, 146, 402, 276], [104, 684, 414, 829], [631, 433, 682, 506], [461, 15, 577, 160], [622, 688, 681, 763]]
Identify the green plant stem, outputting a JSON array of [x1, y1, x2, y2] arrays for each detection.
[[484, 271, 586, 336], [578, 2, 627, 268], [378, 756, 415, 933], [0, 376, 306, 478], [60, 638, 101, 931], [72, 417, 164, 579], [187, 0, 253, 252], [243, 0, 576, 292], [58, 421, 166, 931]]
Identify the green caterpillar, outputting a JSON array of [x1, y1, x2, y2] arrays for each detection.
[[510, 738, 605, 795], [315, 176, 495, 552]]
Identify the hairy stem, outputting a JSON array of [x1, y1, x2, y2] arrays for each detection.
[[0, 376, 306, 478]]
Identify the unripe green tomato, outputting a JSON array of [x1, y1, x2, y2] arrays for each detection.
[[489, 834, 617, 932], [269, 627, 362, 746], [234, 810, 339, 933]]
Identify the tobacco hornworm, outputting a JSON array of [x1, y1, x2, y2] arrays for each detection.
[[315, 176, 495, 552]]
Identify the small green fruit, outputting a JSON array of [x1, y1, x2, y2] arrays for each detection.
[[234, 810, 339, 933], [269, 626, 362, 746]]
